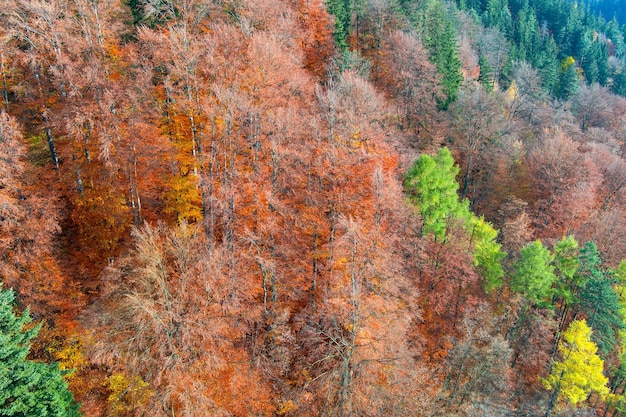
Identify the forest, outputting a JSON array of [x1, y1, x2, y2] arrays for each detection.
[[1, 0, 626, 415]]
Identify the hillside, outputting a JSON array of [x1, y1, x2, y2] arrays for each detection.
[[1, 0, 626, 416]]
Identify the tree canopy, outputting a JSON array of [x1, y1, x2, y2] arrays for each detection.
[[0, 285, 81, 417]]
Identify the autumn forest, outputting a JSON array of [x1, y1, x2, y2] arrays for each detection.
[[1, 0, 626, 415]]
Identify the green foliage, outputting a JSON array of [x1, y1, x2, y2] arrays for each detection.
[[0, 285, 81, 417], [454, 0, 622, 97], [553, 235, 579, 304], [574, 242, 624, 354], [405, 147, 506, 291], [510, 240, 556, 306], [478, 55, 494, 91], [405, 147, 462, 241], [535, 36, 560, 93], [511, 6, 539, 62], [543, 319, 609, 406], [611, 65, 626, 97], [464, 215, 506, 292], [326, 0, 352, 50], [483, 0, 512, 33], [416, 0, 463, 108], [555, 56, 579, 99]]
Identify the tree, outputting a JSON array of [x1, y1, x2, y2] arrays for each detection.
[[88, 223, 272, 416], [326, 0, 352, 50], [417, 0, 463, 108], [0, 285, 81, 417], [405, 147, 464, 241], [464, 214, 506, 292], [448, 86, 506, 199], [376, 30, 443, 140], [543, 319, 609, 415], [555, 56, 580, 100], [574, 241, 624, 354], [510, 240, 556, 307], [479, 27, 509, 90], [435, 305, 513, 415], [478, 55, 494, 91], [571, 83, 618, 131]]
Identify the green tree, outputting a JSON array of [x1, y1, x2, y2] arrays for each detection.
[[555, 56, 579, 99], [405, 148, 505, 290], [405, 147, 464, 241], [0, 285, 81, 417], [535, 36, 560, 93], [478, 55, 494, 91], [464, 214, 506, 292], [543, 320, 609, 415], [510, 240, 556, 307], [553, 235, 580, 305], [574, 242, 624, 354], [483, 0, 512, 34], [512, 6, 540, 62], [326, 0, 352, 50], [418, 0, 463, 108], [611, 64, 626, 97]]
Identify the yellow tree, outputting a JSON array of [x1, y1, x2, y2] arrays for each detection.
[[543, 319, 609, 416]]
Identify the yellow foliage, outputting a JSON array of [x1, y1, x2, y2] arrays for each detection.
[[54, 339, 87, 380], [107, 373, 153, 417], [560, 56, 576, 71], [543, 320, 609, 406], [162, 174, 203, 224]]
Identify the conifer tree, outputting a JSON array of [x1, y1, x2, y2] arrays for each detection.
[[326, 0, 352, 49], [556, 56, 579, 99], [418, 0, 463, 108], [0, 285, 81, 417], [478, 55, 494, 90], [574, 242, 624, 354]]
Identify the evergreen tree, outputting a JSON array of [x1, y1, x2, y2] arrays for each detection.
[[597, 42, 609, 86], [605, 17, 625, 58], [483, 0, 512, 34], [555, 56, 579, 99], [611, 64, 626, 97], [0, 286, 81, 417], [535, 36, 560, 93], [418, 0, 464, 108], [478, 55, 494, 90], [553, 235, 580, 305], [512, 6, 540, 62], [510, 240, 556, 307], [326, 0, 352, 50], [574, 242, 624, 354]]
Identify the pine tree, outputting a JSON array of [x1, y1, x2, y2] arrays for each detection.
[[574, 242, 624, 354], [418, 0, 463, 108], [478, 55, 494, 91], [0, 285, 81, 417], [326, 0, 352, 50]]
